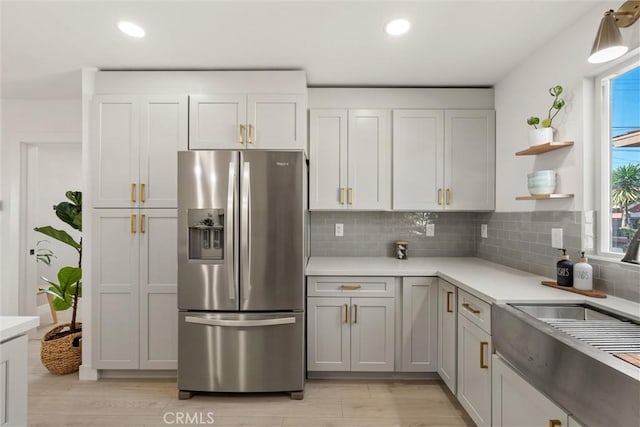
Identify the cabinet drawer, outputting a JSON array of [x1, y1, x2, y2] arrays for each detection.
[[458, 290, 491, 333], [307, 276, 395, 297]]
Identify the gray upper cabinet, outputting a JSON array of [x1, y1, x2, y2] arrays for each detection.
[[189, 93, 305, 150], [392, 109, 495, 211]]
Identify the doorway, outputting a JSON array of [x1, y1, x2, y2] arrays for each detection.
[[22, 142, 81, 327]]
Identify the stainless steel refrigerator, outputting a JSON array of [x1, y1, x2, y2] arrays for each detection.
[[177, 150, 305, 399]]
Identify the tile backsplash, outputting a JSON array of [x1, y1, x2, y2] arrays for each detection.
[[310, 210, 640, 302]]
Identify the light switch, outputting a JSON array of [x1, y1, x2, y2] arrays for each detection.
[[481, 224, 488, 238], [426, 224, 435, 236], [551, 228, 563, 248], [335, 223, 344, 237]]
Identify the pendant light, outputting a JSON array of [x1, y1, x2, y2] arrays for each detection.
[[588, 1, 640, 64]]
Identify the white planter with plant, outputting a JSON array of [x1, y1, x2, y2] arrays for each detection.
[[527, 85, 565, 146]]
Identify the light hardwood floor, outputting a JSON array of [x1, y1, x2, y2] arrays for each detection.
[[28, 337, 472, 427]]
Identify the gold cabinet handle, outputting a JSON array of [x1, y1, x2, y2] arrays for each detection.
[[340, 187, 346, 205], [140, 183, 145, 203], [344, 304, 349, 324], [239, 124, 245, 144], [340, 284, 362, 290], [130, 183, 137, 203], [348, 188, 354, 205], [446, 291, 453, 313], [480, 341, 489, 369], [130, 214, 137, 234], [248, 124, 254, 144], [462, 302, 481, 315], [446, 188, 451, 205], [548, 420, 562, 427], [438, 188, 443, 205], [353, 304, 358, 324], [140, 214, 145, 234]]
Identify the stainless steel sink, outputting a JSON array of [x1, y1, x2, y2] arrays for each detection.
[[493, 303, 640, 427]]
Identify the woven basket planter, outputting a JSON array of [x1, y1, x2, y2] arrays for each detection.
[[41, 322, 82, 375]]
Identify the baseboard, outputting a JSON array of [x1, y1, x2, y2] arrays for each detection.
[[79, 365, 99, 381], [307, 371, 441, 380], [99, 369, 177, 379]]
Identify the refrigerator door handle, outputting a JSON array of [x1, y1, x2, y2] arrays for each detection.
[[241, 161, 251, 302], [185, 316, 296, 327], [226, 161, 237, 300]]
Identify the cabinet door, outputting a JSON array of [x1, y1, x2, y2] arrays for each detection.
[[0, 335, 28, 426], [457, 314, 492, 427], [139, 210, 178, 369], [351, 297, 394, 372], [309, 109, 348, 210], [438, 279, 457, 394], [307, 297, 351, 371], [139, 96, 188, 208], [444, 110, 495, 210], [92, 209, 140, 369], [393, 110, 444, 210], [401, 277, 438, 372], [189, 94, 247, 149], [492, 355, 568, 427], [347, 110, 391, 210], [247, 94, 305, 150], [91, 95, 140, 208]]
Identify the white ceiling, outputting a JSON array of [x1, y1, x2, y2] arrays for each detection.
[[1, 0, 601, 99]]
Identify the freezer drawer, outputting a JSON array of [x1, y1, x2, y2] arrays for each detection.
[[178, 311, 304, 393]]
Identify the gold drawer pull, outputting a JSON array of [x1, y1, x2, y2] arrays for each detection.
[[353, 304, 358, 324], [446, 291, 453, 313], [140, 183, 145, 203], [343, 304, 348, 324], [438, 188, 443, 205], [341, 284, 362, 290], [480, 341, 489, 369], [130, 214, 137, 234], [340, 188, 346, 205], [130, 183, 137, 203], [348, 188, 354, 205], [549, 420, 562, 427], [239, 124, 245, 144], [140, 214, 146, 234], [446, 188, 451, 205], [462, 302, 481, 315], [248, 124, 254, 144]]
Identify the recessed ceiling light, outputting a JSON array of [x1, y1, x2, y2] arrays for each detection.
[[118, 21, 145, 38], [385, 18, 410, 36]]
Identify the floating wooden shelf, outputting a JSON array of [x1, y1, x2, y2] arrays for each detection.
[[516, 194, 574, 200], [516, 141, 574, 156], [541, 281, 606, 298]]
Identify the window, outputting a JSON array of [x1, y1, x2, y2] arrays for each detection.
[[599, 62, 640, 255]]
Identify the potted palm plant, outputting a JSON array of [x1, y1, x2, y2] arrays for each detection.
[[526, 85, 566, 146], [34, 191, 83, 375]]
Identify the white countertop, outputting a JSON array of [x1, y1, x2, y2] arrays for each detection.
[[306, 257, 640, 321], [0, 316, 40, 343]]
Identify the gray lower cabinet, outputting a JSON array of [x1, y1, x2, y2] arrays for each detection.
[[307, 277, 395, 372], [92, 209, 178, 370], [0, 335, 28, 426], [437, 279, 457, 393], [400, 277, 438, 372]]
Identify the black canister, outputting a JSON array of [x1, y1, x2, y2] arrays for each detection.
[[556, 248, 574, 287]]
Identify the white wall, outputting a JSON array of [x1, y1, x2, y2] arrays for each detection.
[[0, 100, 81, 315], [494, 1, 640, 212]]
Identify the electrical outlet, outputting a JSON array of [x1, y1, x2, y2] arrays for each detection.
[[426, 224, 435, 236], [335, 223, 344, 237], [551, 228, 563, 248], [481, 224, 488, 238]]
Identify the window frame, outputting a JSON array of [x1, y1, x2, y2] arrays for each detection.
[[596, 55, 640, 257]]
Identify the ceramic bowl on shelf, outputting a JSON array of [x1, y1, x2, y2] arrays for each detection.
[[527, 170, 556, 195]]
